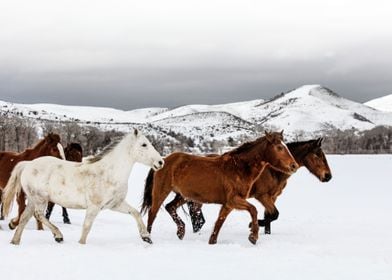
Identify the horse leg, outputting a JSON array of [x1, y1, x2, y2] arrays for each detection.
[[147, 186, 172, 234], [110, 201, 152, 244], [0, 190, 4, 220], [0, 203, 4, 220], [79, 206, 100, 244], [229, 196, 259, 244], [45, 201, 55, 220], [34, 203, 64, 243], [10, 202, 35, 245], [187, 201, 205, 233], [257, 194, 279, 234], [35, 213, 44, 231], [62, 207, 71, 224], [9, 191, 26, 229], [209, 205, 232, 244], [165, 195, 187, 240]]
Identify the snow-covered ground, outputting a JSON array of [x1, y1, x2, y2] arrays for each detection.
[[1, 155, 391, 280]]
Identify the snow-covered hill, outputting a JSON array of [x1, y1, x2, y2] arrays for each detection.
[[365, 94, 392, 112], [1, 85, 392, 142]]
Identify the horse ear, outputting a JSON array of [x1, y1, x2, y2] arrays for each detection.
[[134, 129, 139, 136], [280, 130, 284, 136], [265, 131, 273, 142], [317, 137, 323, 146]]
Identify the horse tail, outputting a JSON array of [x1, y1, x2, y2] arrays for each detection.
[[141, 168, 155, 215], [2, 162, 25, 217]]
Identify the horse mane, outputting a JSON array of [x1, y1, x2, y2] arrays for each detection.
[[287, 139, 317, 150], [286, 139, 321, 162], [224, 132, 282, 157], [224, 139, 262, 156], [86, 137, 123, 164]]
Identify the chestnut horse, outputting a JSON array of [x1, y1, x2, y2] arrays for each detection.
[[0, 133, 65, 229], [184, 138, 332, 234], [45, 143, 84, 225], [141, 131, 298, 245]]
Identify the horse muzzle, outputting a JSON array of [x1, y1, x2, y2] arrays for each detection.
[[321, 172, 332, 182], [152, 160, 164, 171]]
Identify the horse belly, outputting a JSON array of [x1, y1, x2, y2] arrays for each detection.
[[175, 177, 226, 204], [48, 182, 88, 209]]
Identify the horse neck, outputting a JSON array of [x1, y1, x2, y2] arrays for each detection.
[[20, 140, 47, 160], [286, 142, 309, 167], [232, 140, 268, 179], [240, 140, 268, 165], [96, 136, 136, 181]]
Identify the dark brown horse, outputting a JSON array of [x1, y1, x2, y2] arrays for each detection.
[[0, 133, 64, 229], [185, 138, 332, 234], [141, 131, 298, 245], [45, 143, 83, 224]]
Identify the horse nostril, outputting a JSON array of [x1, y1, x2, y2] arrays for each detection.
[[324, 173, 332, 182], [158, 160, 163, 166], [290, 162, 298, 171]]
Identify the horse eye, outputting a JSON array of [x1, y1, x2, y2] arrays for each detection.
[[142, 143, 147, 147], [277, 145, 283, 151]]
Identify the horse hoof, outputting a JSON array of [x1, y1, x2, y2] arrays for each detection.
[[177, 228, 185, 240], [192, 220, 205, 233], [265, 230, 271, 234], [55, 237, 64, 243], [63, 220, 71, 224], [208, 237, 217, 245], [142, 236, 153, 244], [248, 235, 258, 245], [10, 240, 20, 245], [8, 222, 16, 230]]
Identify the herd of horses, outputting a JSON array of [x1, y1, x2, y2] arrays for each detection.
[[0, 129, 332, 245]]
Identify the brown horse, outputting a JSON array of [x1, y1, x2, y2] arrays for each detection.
[[184, 138, 332, 234], [45, 143, 83, 225], [0, 133, 65, 230], [141, 131, 298, 245]]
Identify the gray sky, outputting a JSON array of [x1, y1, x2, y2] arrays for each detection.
[[1, 0, 391, 109]]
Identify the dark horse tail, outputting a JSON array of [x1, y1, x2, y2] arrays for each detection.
[[141, 168, 155, 215]]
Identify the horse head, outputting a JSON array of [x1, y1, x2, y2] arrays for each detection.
[[131, 129, 164, 171], [42, 133, 65, 159], [263, 130, 298, 175], [65, 143, 83, 162], [302, 138, 332, 182]]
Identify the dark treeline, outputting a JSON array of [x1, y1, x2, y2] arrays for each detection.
[[0, 114, 391, 155]]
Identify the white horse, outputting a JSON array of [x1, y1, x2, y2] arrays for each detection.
[[2, 129, 164, 245]]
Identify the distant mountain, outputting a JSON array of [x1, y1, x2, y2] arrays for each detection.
[[365, 94, 392, 112], [1, 85, 392, 144]]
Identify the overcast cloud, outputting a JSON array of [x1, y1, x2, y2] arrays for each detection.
[[1, 0, 391, 109]]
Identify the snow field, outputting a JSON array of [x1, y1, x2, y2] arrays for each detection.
[[0, 155, 391, 280]]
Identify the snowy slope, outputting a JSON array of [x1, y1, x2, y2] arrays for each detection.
[[246, 85, 392, 135], [0, 100, 167, 123], [1, 85, 392, 141], [0, 155, 391, 280], [365, 94, 392, 112], [147, 99, 264, 122]]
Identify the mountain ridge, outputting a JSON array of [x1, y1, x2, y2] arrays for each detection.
[[1, 85, 392, 143]]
